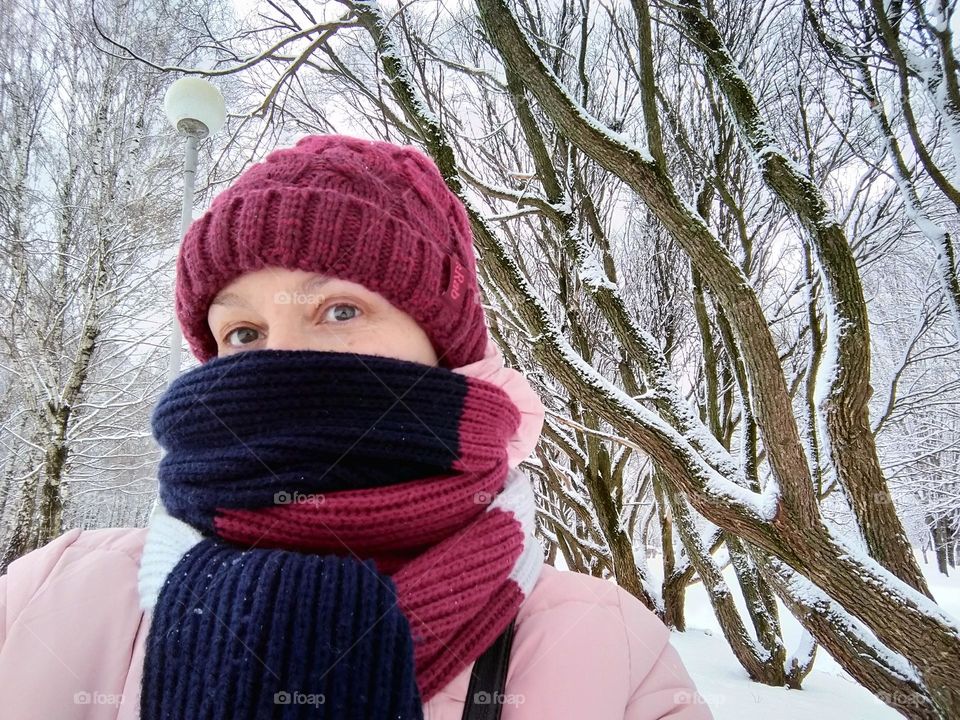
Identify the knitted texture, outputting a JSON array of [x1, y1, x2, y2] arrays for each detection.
[[142, 543, 421, 719], [142, 350, 544, 718], [175, 134, 487, 369]]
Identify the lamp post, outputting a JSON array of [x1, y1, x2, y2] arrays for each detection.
[[163, 77, 225, 384]]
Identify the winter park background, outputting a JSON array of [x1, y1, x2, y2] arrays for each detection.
[[1, 0, 959, 717]]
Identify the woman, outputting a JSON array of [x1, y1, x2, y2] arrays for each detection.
[[0, 135, 712, 719]]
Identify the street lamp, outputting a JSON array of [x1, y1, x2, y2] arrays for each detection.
[[163, 77, 225, 384]]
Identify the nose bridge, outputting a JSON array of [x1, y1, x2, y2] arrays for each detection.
[[265, 329, 307, 351], [263, 314, 346, 353], [263, 314, 311, 351]]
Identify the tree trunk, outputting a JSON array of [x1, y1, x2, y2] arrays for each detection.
[[1, 466, 40, 572], [583, 446, 657, 610], [674, 0, 931, 599], [726, 534, 787, 674], [665, 483, 786, 685], [654, 476, 686, 629], [931, 515, 950, 576], [759, 552, 941, 719]]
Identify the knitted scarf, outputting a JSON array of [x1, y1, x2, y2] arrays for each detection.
[[138, 349, 543, 720]]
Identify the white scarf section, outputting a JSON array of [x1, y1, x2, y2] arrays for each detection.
[[137, 501, 203, 612]]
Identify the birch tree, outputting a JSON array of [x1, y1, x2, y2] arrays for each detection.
[[0, 0, 227, 567]]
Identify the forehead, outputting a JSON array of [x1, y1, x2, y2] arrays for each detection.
[[209, 268, 383, 308], [209, 270, 313, 308]]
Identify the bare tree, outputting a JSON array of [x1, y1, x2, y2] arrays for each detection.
[[0, 0, 227, 567], [90, 0, 960, 715]]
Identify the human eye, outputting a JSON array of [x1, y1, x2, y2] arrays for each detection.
[[224, 326, 262, 347], [320, 302, 363, 323]]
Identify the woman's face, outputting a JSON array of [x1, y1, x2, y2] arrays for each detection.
[[206, 267, 439, 365]]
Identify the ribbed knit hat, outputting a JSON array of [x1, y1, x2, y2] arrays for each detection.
[[175, 134, 487, 368]]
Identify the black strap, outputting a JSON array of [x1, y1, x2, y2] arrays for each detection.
[[460, 618, 517, 720]]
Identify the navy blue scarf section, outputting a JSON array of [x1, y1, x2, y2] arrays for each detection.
[[142, 541, 421, 719], [142, 350, 478, 720], [151, 349, 469, 533]]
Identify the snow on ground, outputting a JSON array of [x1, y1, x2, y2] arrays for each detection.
[[671, 628, 897, 719], [657, 551, 959, 719]]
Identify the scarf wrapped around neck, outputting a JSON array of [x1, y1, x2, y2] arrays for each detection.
[[137, 349, 543, 720]]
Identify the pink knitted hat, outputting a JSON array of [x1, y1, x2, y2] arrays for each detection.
[[175, 134, 487, 368]]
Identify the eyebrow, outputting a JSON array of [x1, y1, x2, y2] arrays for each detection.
[[301, 273, 334, 292], [210, 292, 249, 308]]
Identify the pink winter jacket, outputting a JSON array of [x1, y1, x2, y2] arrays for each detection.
[[0, 527, 713, 719]]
